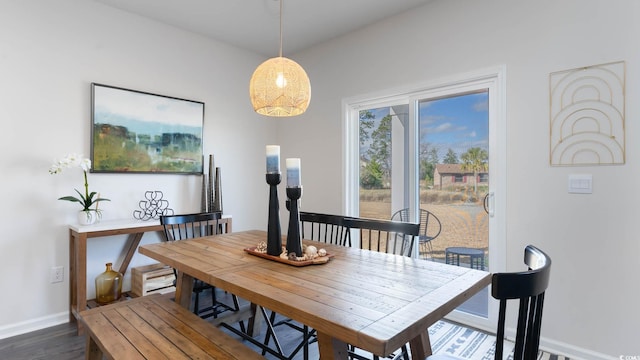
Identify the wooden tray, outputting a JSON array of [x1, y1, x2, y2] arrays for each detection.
[[244, 247, 333, 267]]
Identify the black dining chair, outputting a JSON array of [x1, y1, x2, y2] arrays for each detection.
[[342, 216, 420, 360], [426, 245, 552, 360], [345, 216, 419, 257], [301, 211, 351, 246], [160, 212, 240, 319], [263, 211, 351, 360], [391, 208, 441, 259]]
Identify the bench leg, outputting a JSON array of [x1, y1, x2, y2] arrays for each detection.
[[85, 336, 103, 360]]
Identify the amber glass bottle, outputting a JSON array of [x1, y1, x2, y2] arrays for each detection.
[[95, 262, 123, 305]]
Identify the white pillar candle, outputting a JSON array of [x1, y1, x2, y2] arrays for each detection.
[[286, 158, 301, 187], [266, 145, 280, 173]]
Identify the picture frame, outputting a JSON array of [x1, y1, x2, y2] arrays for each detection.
[[91, 83, 204, 174]]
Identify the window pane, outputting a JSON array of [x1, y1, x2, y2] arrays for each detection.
[[419, 91, 489, 317], [358, 107, 392, 220]]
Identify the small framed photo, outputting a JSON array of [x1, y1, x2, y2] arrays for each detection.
[[91, 83, 204, 174]]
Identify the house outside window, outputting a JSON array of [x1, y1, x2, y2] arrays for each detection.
[[433, 164, 487, 190]]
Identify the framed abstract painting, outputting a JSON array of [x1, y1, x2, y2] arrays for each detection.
[[91, 83, 204, 174]]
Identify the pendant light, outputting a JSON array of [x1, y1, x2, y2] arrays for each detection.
[[249, 0, 311, 117]]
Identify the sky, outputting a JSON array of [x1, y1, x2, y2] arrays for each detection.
[[363, 91, 489, 162], [419, 91, 489, 161]]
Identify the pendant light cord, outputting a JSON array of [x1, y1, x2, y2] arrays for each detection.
[[279, 0, 283, 58]]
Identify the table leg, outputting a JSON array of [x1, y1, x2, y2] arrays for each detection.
[[174, 271, 194, 309], [69, 229, 76, 324], [246, 303, 264, 337], [409, 330, 433, 359], [317, 331, 349, 359], [69, 230, 88, 334], [117, 232, 145, 275], [86, 335, 103, 360]]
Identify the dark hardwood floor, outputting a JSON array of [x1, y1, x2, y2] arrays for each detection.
[[0, 321, 86, 360]]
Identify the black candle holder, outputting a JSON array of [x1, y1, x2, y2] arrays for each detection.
[[266, 173, 282, 256], [286, 186, 303, 257]]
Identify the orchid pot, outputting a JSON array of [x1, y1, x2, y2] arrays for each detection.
[[78, 210, 98, 225]]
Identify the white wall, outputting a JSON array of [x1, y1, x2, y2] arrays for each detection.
[[284, 0, 639, 358], [0, 0, 275, 337]]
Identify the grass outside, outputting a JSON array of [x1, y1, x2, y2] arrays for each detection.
[[360, 188, 489, 264]]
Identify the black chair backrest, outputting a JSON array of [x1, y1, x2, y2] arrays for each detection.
[[491, 245, 551, 360], [343, 217, 419, 257], [391, 208, 442, 242], [160, 212, 223, 241], [300, 212, 350, 246]]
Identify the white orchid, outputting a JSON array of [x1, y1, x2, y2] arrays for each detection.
[[50, 154, 110, 212]]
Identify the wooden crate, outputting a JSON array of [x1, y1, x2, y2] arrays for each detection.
[[131, 263, 175, 297]]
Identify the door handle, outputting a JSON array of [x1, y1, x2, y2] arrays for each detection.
[[484, 192, 495, 217]]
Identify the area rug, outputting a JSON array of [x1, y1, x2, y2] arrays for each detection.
[[428, 320, 569, 360]]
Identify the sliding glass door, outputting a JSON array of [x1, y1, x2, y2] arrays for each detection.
[[344, 67, 506, 330], [417, 91, 489, 317]]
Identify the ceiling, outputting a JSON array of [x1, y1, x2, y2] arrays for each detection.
[[94, 0, 434, 57]]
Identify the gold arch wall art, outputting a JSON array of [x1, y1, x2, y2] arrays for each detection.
[[549, 61, 625, 166]]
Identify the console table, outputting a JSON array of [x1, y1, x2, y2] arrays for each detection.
[[68, 216, 232, 332]]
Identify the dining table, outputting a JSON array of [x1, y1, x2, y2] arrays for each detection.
[[138, 230, 491, 359]]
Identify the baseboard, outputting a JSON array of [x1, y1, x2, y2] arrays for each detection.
[[539, 336, 616, 360], [0, 311, 69, 340]]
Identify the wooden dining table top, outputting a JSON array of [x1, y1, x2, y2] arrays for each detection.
[[138, 229, 491, 359]]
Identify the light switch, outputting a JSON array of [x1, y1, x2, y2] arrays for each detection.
[[568, 174, 592, 194]]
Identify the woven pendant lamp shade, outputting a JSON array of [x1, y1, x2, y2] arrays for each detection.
[[250, 56, 311, 117]]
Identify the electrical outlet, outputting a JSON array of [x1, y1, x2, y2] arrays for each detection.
[[51, 266, 64, 283]]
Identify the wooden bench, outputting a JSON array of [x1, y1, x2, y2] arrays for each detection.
[[78, 294, 264, 360]]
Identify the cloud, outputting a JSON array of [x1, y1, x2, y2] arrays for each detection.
[[430, 122, 469, 133], [421, 114, 445, 125], [473, 100, 488, 112], [432, 122, 453, 132]]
